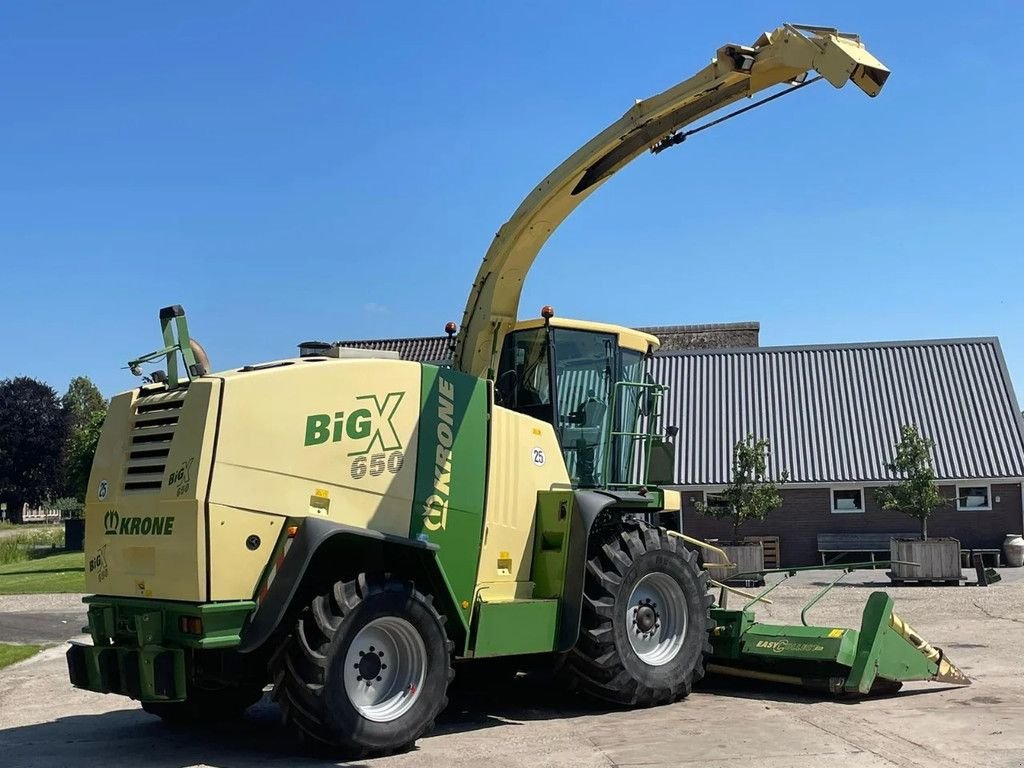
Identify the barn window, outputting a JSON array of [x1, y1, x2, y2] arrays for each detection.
[[831, 488, 864, 513], [702, 493, 733, 515], [957, 485, 991, 511]]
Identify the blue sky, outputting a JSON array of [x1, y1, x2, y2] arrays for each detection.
[[2, 2, 1023, 399]]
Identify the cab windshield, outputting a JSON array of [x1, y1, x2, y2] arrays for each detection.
[[495, 327, 647, 487]]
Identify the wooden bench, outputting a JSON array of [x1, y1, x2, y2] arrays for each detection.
[[817, 533, 918, 567]]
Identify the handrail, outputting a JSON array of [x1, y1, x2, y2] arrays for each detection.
[[666, 530, 735, 568], [799, 568, 852, 626], [743, 573, 793, 611], [710, 580, 774, 606], [604, 379, 665, 490]]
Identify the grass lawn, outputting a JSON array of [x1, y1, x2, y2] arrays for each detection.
[[0, 643, 43, 670], [0, 550, 85, 595]]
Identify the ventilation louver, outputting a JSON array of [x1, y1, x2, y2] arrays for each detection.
[[123, 390, 186, 494]]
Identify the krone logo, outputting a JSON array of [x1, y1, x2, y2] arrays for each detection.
[[103, 511, 176, 536], [422, 376, 456, 532]]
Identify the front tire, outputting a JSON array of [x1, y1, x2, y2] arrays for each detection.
[[271, 574, 452, 757], [563, 523, 713, 706]]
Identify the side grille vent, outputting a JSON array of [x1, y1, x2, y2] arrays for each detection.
[[123, 391, 186, 494]]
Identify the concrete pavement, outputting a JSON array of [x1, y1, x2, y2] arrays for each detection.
[[1, 574, 1022, 767]]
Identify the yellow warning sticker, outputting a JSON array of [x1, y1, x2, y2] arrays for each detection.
[[828, 628, 845, 638], [314, 488, 330, 498], [497, 550, 513, 575]]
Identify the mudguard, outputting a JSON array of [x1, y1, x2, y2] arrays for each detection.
[[237, 518, 439, 654], [556, 490, 652, 651]]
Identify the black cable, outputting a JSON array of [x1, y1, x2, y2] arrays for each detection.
[[650, 75, 824, 154]]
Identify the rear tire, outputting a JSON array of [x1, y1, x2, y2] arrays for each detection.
[[562, 523, 713, 706], [142, 683, 264, 725], [270, 574, 452, 757]]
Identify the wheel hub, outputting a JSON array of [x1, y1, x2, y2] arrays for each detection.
[[634, 603, 658, 634], [343, 617, 427, 722], [355, 646, 385, 683], [624, 572, 688, 666]]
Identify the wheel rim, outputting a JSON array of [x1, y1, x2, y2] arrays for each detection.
[[343, 616, 427, 722], [625, 572, 688, 666]]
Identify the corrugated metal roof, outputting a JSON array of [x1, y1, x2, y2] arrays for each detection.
[[333, 322, 759, 364], [650, 338, 1024, 485], [334, 336, 453, 364]]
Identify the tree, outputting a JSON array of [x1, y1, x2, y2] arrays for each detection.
[[62, 376, 106, 438], [61, 377, 107, 500], [696, 434, 787, 539], [0, 377, 68, 518], [63, 408, 107, 502], [874, 425, 946, 540]]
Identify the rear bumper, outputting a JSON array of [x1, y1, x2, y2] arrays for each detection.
[[67, 641, 187, 701], [67, 595, 255, 702]]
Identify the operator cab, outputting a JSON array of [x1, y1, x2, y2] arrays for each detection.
[[494, 311, 661, 488]]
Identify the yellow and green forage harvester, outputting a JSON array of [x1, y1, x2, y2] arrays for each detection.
[[67, 23, 966, 757]]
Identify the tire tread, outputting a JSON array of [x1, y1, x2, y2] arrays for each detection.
[[269, 574, 451, 756], [563, 522, 713, 706]]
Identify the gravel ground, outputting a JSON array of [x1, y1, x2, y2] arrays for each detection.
[[1, 572, 1022, 768]]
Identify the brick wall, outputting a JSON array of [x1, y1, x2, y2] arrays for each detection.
[[675, 483, 1023, 566]]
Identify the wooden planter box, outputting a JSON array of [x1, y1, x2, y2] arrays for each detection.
[[889, 538, 962, 585], [717, 543, 765, 586]]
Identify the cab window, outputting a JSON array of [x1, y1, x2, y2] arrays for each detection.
[[552, 329, 614, 487]]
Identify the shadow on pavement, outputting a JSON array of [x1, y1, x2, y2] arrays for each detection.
[[6, 665, 955, 766], [0, 566, 85, 576], [3, 704, 368, 768], [699, 673, 962, 704], [0, 673, 611, 767]]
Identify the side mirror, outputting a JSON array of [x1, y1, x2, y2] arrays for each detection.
[[647, 439, 676, 486]]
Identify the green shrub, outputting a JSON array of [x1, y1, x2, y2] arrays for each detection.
[[0, 527, 66, 566], [0, 537, 28, 566]]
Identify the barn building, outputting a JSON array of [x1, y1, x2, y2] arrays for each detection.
[[302, 325, 1024, 567], [651, 338, 1024, 566]]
